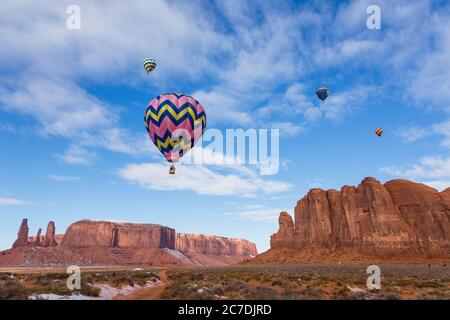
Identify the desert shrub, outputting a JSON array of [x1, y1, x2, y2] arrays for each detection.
[[393, 278, 415, 287], [48, 280, 71, 296], [0, 280, 29, 300], [414, 279, 442, 288], [109, 275, 134, 288], [299, 287, 326, 300], [271, 279, 283, 286], [0, 274, 14, 281], [300, 274, 312, 281], [423, 290, 448, 297], [212, 286, 225, 296], [223, 280, 248, 293], [333, 286, 351, 299], [312, 278, 328, 286], [240, 286, 278, 300], [377, 292, 402, 300], [79, 283, 101, 297], [161, 281, 197, 299]]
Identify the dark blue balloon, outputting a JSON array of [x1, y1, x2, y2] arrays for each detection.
[[315, 86, 329, 102]]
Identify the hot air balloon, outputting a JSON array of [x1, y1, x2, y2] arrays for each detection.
[[315, 86, 329, 102], [144, 93, 207, 174], [143, 58, 157, 73], [375, 128, 383, 137]]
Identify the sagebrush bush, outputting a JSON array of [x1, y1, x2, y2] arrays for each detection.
[[0, 280, 29, 300]]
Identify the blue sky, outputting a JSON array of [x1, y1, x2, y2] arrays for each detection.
[[1, 0, 450, 252]]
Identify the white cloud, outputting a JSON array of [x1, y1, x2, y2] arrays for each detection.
[[396, 125, 431, 142], [1, 0, 450, 166], [0, 197, 32, 206], [304, 107, 323, 122], [394, 120, 450, 147], [283, 83, 314, 112], [0, 0, 229, 164], [314, 39, 379, 67], [271, 122, 304, 137], [432, 121, 450, 148], [0, 75, 156, 163], [191, 8, 308, 129], [223, 205, 283, 223], [180, 146, 243, 166], [0, 0, 227, 84], [408, 17, 450, 111], [0, 77, 112, 137], [48, 174, 80, 182], [320, 85, 374, 121], [192, 90, 252, 126], [55, 145, 95, 165], [118, 163, 291, 197], [0, 123, 16, 133], [251, 82, 373, 140], [420, 180, 450, 192], [381, 156, 450, 190], [79, 129, 155, 157]]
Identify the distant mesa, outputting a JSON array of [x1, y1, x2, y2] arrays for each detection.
[[176, 233, 257, 266], [252, 177, 450, 264], [0, 219, 257, 267]]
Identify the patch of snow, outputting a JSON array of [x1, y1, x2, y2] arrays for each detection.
[[29, 280, 162, 300], [29, 293, 95, 300], [97, 280, 162, 299], [162, 248, 198, 265]]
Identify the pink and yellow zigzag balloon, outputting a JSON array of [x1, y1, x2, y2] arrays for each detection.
[[144, 93, 206, 163]]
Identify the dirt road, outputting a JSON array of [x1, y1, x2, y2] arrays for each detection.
[[114, 270, 169, 300]]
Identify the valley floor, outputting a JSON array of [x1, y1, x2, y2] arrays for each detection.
[[1, 264, 449, 300]]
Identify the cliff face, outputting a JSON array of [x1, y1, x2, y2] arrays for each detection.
[[12, 218, 29, 248], [176, 233, 257, 256], [175, 233, 257, 266], [258, 177, 450, 263], [1, 219, 257, 267], [61, 220, 176, 249]]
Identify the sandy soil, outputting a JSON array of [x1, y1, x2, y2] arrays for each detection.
[[0, 265, 164, 274], [114, 270, 169, 300], [2, 264, 449, 300]]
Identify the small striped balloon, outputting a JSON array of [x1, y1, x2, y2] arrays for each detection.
[[143, 58, 157, 73], [375, 128, 383, 137]]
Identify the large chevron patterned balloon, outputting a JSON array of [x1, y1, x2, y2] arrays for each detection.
[[144, 93, 207, 163]]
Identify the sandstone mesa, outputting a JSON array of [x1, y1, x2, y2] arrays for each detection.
[[253, 177, 450, 264], [0, 219, 257, 267]]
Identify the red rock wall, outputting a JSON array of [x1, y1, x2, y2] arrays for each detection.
[[12, 218, 29, 248], [61, 220, 175, 249], [28, 234, 64, 245], [3, 220, 257, 267], [176, 233, 257, 257], [268, 177, 450, 261]]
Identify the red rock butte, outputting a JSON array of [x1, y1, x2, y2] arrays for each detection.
[[253, 177, 450, 264], [0, 219, 257, 267]]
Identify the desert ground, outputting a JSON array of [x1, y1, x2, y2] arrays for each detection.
[[1, 264, 449, 300]]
